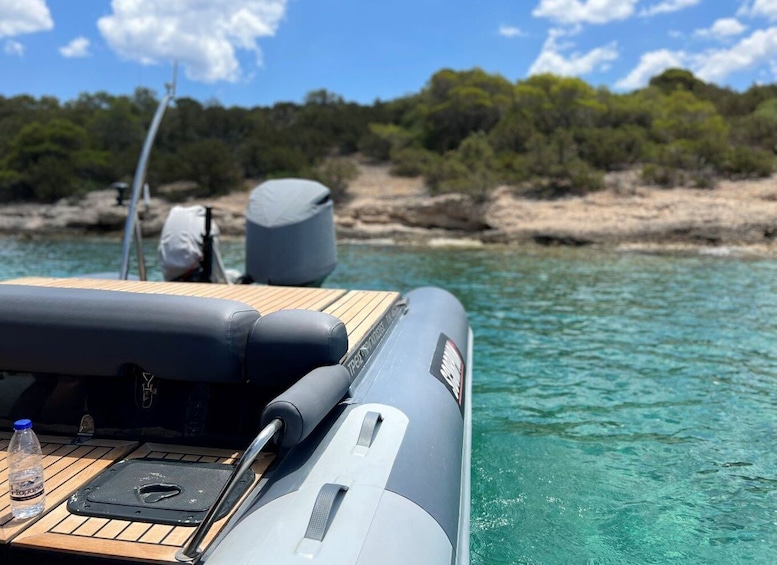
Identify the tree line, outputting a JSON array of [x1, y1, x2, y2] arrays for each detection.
[[1, 67, 776, 204]]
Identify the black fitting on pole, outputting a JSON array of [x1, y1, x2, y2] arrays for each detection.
[[201, 206, 214, 283]]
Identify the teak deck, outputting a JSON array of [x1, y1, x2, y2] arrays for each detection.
[[0, 434, 138, 544], [3, 437, 274, 562], [2, 277, 401, 358], [0, 278, 402, 562]]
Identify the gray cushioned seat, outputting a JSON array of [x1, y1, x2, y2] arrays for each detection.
[[0, 285, 259, 383], [0, 285, 349, 388]]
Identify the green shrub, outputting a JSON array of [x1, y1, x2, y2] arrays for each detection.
[[576, 125, 646, 170], [559, 159, 605, 193], [180, 139, 243, 196], [358, 123, 415, 162], [641, 163, 685, 187], [358, 129, 392, 162], [307, 157, 358, 202], [0, 169, 24, 202], [425, 132, 500, 201], [728, 114, 777, 154], [641, 139, 722, 188], [488, 110, 535, 153], [149, 152, 189, 186], [238, 139, 309, 178], [690, 169, 717, 189], [721, 146, 774, 179], [426, 155, 473, 195], [496, 152, 532, 185], [520, 159, 604, 197], [517, 130, 604, 196], [390, 146, 439, 177], [26, 155, 85, 201]]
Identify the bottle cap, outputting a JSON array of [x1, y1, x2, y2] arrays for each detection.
[[13, 419, 32, 431]]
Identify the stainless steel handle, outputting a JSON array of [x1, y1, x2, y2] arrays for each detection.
[[175, 418, 283, 562]]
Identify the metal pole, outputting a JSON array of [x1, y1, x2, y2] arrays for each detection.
[[134, 219, 147, 281], [119, 73, 176, 280]]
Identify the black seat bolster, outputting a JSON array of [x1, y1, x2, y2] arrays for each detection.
[[260, 364, 351, 448], [245, 310, 348, 388], [0, 285, 260, 383]]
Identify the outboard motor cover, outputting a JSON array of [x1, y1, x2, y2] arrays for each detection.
[[158, 205, 229, 283], [245, 179, 337, 287]]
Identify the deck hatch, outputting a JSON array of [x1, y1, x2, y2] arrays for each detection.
[[66, 458, 255, 526]]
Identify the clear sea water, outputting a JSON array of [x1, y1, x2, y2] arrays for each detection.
[[3, 236, 777, 564]]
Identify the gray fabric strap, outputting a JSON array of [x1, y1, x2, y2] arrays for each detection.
[[356, 411, 383, 448], [304, 483, 349, 542]]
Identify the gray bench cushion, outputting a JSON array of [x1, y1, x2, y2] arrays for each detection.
[[245, 309, 348, 388], [0, 285, 259, 383]]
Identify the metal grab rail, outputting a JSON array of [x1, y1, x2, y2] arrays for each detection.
[[119, 70, 176, 280], [175, 418, 283, 562]]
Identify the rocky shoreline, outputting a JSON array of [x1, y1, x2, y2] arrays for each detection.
[[3, 165, 777, 254]]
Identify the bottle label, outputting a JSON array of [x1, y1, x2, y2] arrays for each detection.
[[10, 480, 44, 502]]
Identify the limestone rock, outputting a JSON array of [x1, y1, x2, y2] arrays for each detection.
[[2, 164, 777, 250]]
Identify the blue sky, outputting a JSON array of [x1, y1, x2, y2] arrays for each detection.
[[1, 0, 776, 108]]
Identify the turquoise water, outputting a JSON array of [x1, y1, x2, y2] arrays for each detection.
[[3, 237, 777, 564]]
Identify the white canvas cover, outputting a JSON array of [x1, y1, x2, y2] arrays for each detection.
[[158, 205, 227, 282]]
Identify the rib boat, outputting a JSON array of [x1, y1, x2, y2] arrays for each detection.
[[0, 81, 472, 564]]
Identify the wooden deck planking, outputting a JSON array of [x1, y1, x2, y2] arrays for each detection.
[[52, 514, 89, 535], [352, 292, 402, 347], [139, 524, 174, 545], [0, 440, 15, 479], [92, 518, 132, 540], [325, 290, 401, 349], [0, 434, 137, 543], [14, 527, 179, 562], [0, 277, 347, 316], [72, 516, 110, 537], [12, 442, 275, 562]]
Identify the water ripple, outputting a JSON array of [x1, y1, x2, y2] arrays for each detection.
[[6, 240, 777, 563]]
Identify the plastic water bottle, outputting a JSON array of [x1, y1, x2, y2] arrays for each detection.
[[8, 419, 45, 519]]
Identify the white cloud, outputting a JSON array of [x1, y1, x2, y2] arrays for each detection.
[[740, 0, 777, 20], [694, 26, 777, 82], [97, 0, 288, 83], [0, 0, 53, 38], [615, 49, 687, 90], [59, 36, 90, 58], [529, 28, 618, 76], [640, 0, 701, 18], [615, 25, 777, 90], [532, 0, 639, 25], [694, 18, 747, 39], [499, 25, 523, 38], [3, 39, 24, 56]]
